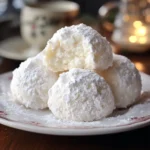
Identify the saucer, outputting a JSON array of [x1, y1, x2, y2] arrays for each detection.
[[0, 36, 40, 60]]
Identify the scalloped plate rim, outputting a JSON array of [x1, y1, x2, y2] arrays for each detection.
[[0, 116, 150, 135]]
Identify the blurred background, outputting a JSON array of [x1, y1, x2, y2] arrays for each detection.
[[0, 0, 150, 74]]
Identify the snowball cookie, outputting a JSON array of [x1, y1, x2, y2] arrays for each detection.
[[99, 54, 142, 108], [48, 68, 115, 122], [43, 23, 113, 72], [10, 54, 58, 110]]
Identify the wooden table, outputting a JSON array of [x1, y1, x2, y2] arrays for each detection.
[[0, 52, 150, 149]]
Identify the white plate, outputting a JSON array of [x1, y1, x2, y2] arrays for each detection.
[[0, 37, 39, 60], [0, 72, 150, 136]]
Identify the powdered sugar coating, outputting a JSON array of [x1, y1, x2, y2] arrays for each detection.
[[48, 68, 115, 122], [43, 24, 113, 72], [99, 54, 142, 108], [10, 54, 58, 110]]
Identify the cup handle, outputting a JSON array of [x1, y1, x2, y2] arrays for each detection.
[[98, 1, 119, 32]]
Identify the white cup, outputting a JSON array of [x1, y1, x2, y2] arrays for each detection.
[[21, 1, 80, 50]]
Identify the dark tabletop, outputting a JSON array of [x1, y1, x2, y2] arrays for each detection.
[[0, 124, 150, 150]]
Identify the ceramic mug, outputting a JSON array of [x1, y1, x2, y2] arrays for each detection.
[[21, 1, 80, 50]]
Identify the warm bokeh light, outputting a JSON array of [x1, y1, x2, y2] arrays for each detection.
[[135, 26, 147, 36], [139, 37, 147, 44], [134, 62, 145, 72], [129, 36, 137, 43], [133, 21, 143, 28], [111, 0, 150, 51]]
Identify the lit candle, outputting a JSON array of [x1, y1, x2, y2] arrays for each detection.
[[133, 21, 143, 28]]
